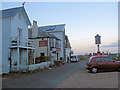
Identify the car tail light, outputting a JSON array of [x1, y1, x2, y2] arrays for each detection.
[[87, 63, 91, 66]]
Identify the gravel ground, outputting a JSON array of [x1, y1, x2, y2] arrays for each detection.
[[57, 69, 118, 88]]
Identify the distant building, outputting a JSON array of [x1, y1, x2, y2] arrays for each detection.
[[65, 35, 71, 63], [1, 7, 35, 73], [28, 21, 61, 62]]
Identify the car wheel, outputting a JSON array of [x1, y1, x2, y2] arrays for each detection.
[[91, 67, 98, 73]]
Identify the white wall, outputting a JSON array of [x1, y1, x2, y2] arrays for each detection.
[[2, 17, 11, 73], [33, 38, 50, 58], [0, 14, 2, 74], [66, 48, 71, 62], [49, 31, 65, 59], [11, 12, 28, 39], [2, 11, 29, 73]]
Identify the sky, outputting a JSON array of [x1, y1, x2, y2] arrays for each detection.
[[1, 2, 118, 55]]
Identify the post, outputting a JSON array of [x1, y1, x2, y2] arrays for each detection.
[[17, 47, 19, 71], [34, 50, 35, 64], [97, 44, 99, 53], [11, 49, 13, 72], [95, 34, 101, 53], [27, 48, 28, 65]]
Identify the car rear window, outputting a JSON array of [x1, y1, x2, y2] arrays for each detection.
[[95, 58, 104, 62], [105, 57, 114, 62]]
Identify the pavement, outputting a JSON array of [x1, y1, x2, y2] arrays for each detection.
[[2, 60, 119, 88]]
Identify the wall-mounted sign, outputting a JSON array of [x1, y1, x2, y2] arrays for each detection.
[[39, 41, 47, 47], [52, 48, 56, 53], [56, 48, 61, 52], [95, 34, 101, 44]]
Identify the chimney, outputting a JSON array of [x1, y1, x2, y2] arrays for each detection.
[[32, 20, 38, 38]]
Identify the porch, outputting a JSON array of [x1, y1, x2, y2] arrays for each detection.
[[9, 37, 35, 72]]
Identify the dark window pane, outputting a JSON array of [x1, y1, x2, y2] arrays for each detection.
[[95, 58, 104, 62], [105, 58, 113, 62]]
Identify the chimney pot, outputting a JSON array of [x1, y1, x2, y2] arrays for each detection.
[[33, 20, 37, 25]]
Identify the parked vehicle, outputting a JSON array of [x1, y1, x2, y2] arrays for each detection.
[[70, 56, 78, 62], [86, 56, 120, 73]]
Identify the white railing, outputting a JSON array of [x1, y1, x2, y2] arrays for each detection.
[[10, 36, 34, 48]]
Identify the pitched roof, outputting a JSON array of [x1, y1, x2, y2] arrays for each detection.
[[65, 35, 71, 48], [39, 24, 65, 32], [1, 6, 31, 25], [38, 28, 49, 37], [38, 28, 60, 40]]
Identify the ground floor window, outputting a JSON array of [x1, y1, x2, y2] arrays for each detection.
[[40, 53, 45, 56]]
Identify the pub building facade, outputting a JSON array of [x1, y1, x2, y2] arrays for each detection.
[[28, 21, 61, 62]]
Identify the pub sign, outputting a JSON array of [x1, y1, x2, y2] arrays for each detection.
[[95, 34, 101, 44]]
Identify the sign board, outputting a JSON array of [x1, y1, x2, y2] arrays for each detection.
[[56, 48, 61, 52], [94, 53, 103, 56], [95, 34, 101, 44], [39, 41, 47, 47], [52, 48, 56, 53]]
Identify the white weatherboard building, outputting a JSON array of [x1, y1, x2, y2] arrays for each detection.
[[1, 6, 35, 73], [43, 24, 66, 61], [65, 35, 71, 63]]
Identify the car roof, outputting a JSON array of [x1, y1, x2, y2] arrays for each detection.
[[91, 55, 109, 58]]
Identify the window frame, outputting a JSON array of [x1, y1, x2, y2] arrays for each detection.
[[94, 57, 105, 62]]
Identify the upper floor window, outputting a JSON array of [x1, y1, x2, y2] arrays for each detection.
[[50, 38, 54, 47], [56, 40, 59, 48], [18, 28, 22, 38]]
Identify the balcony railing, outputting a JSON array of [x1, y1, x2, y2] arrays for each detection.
[[10, 37, 34, 48]]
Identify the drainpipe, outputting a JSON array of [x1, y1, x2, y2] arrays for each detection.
[[47, 38, 48, 67], [27, 39, 28, 65]]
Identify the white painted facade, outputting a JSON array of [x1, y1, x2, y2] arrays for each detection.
[[65, 48, 71, 62], [0, 12, 2, 74], [32, 38, 50, 58], [28, 21, 61, 62], [44, 25, 66, 61], [65, 35, 71, 63], [32, 38, 61, 61], [49, 31, 65, 59], [2, 17, 11, 73], [2, 7, 35, 73]]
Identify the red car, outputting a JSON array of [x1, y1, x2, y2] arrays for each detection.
[[86, 56, 120, 73]]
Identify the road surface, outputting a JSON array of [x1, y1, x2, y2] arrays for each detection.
[[2, 60, 118, 88]]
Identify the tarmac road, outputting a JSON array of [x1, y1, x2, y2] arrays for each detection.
[[2, 60, 118, 88]]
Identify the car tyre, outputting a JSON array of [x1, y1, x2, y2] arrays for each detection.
[[91, 67, 98, 73]]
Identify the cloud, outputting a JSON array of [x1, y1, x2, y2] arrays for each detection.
[[102, 42, 118, 47]]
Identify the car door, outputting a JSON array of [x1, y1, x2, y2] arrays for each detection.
[[94, 57, 107, 70], [105, 57, 118, 70]]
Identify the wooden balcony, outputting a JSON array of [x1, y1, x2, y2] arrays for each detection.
[[10, 37, 35, 49]]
